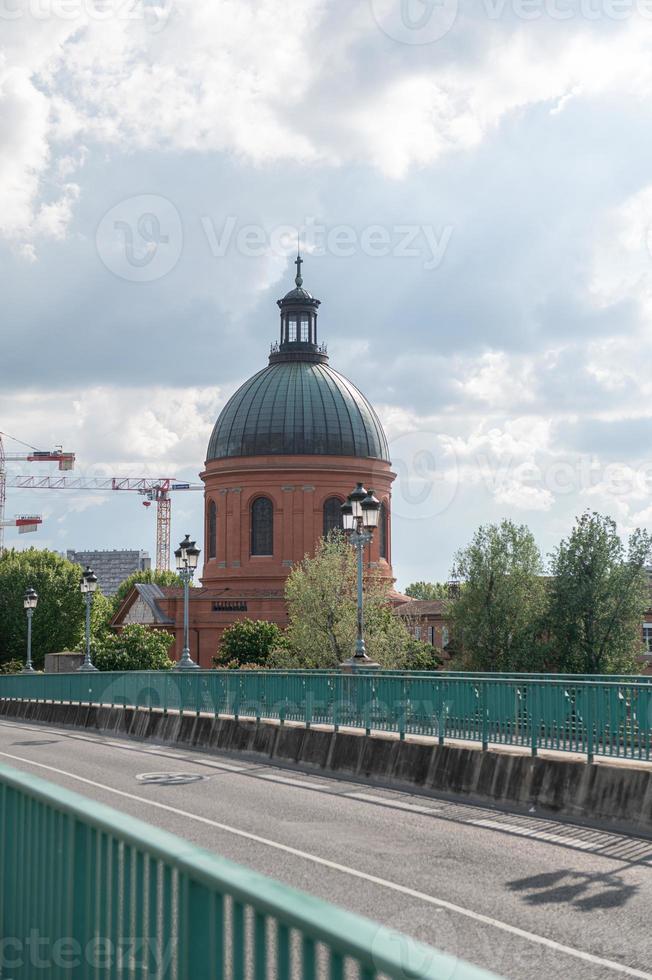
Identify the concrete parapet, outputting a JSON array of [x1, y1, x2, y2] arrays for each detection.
[[1, 698, 651, 837]]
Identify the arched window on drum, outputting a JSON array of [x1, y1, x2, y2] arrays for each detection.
[[323, 496, 344, 538], [379, 502, 388, 560], [251, 497, 274, 556], [208, 500, 217, 559]]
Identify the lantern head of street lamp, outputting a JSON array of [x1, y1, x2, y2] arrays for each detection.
[[23, 587, 38, 610], [186, 538, 200, 571], [174, 542, 184, 571], [340, 497, 354, 533], [176, 534, 200, 571], [349, 483, 367, 520], [80, 566, 98, 594], [361, 489, 381, 531]]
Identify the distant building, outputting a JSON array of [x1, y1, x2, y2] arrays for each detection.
[[393, 599, 452, 660], [66, 549, 151, 596]]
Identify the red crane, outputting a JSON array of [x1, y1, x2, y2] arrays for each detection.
[[6, 475, 203, 571], [0, 432, 75, 554]]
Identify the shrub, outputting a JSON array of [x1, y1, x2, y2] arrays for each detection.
[[91, 625, 174, 671], [213, 619, 284, 669]]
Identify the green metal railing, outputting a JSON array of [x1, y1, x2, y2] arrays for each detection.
[[1, 669, 651, 763], [0, 763, 498, 979]]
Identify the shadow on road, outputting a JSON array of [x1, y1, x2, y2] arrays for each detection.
[[507, 869, 639, 910]]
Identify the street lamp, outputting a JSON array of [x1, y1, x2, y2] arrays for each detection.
[[22, 587, 38, 673], [174, 534, 201, 670], [340, 483, 381, 669], [78, 566, 99, 672]]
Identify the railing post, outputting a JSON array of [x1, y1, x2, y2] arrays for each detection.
[[305, 684, 313, 730], [481, 681, 488, 752], [234, 673, 240, 723], [530, 684, 538, 758], [586, 686, 594, 765]]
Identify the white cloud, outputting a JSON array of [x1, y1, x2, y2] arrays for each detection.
[[0, 384, 225, 474], [7, 2, 652, 246]]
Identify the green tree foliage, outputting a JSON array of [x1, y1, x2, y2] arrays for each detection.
[[90, 590, 113, 643], [213, 619, 284, 669], [110, 569, 183, 618], [547, 512, 651, 674], [277, 533, 417, 669], [91, 624, 174, 671], [450, 521, 547, 671], [404, 637, 444, 670], [0, 549, 88, 667], [404, 581, 449, 601]]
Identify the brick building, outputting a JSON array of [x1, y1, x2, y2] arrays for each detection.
[[393, 600, 451, 658], [113, 258, 395, 665]]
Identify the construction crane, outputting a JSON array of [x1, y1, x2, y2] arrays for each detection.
[[0, 431, 75, 553], [0, 514, 42, 534], [6, 476, 203, 570]]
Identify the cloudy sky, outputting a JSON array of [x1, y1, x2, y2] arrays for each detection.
[[2, 0, 652, 588]]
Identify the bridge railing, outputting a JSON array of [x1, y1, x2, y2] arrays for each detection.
[[1, 669, 651, 763], [0, 762, 498, 980]]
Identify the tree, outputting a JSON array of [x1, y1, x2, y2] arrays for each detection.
[[213, 619, 284, 669], [404, 581, 450, 601], [450, 520, 547, 671], [278, 533, 416, 669], [547, 512, 651, 674], [91, 624, 174, 671], [0, 549, 88, 667]]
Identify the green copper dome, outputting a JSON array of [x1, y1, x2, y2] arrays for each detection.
[[207, 255, 389, 462], [207, 359, 389, 461]]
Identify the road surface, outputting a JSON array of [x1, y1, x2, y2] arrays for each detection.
[[1, 717, 651, 979]]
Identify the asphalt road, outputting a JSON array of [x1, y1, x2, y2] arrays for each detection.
[[1, 717, 651, 980]]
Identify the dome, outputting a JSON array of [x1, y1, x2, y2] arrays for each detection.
[[207, 359, 390, 461]]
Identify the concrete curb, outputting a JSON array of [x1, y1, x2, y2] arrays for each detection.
[[2, 698, 651, 835]]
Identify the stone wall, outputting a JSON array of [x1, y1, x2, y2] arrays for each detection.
[[2, 698, 651, 837]]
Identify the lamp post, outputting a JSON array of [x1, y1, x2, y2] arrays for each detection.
[[340, 483, 381, 670], [174, 534, 201, 670], [22, 587, 38, 673], [78, 566, 99, 672]]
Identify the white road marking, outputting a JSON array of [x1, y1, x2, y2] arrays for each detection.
[[256, 771, 337, 791], [0, 749, 650, 979], [346, 792, 441, 814]]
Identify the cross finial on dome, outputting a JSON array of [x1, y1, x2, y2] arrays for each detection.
[[295, 239, 303, 287]]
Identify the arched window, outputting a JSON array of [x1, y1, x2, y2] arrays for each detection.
[[323, 496, 343, 537], [379, 502, 388, 560], [208, 500, 217, 559], [251, 497, 274, 556]]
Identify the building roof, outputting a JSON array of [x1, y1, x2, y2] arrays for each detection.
[[206, 257, 390, 463], [207, 360, 389, 461], [111, 583, 174, 627], [394, 599, 448, 616]]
